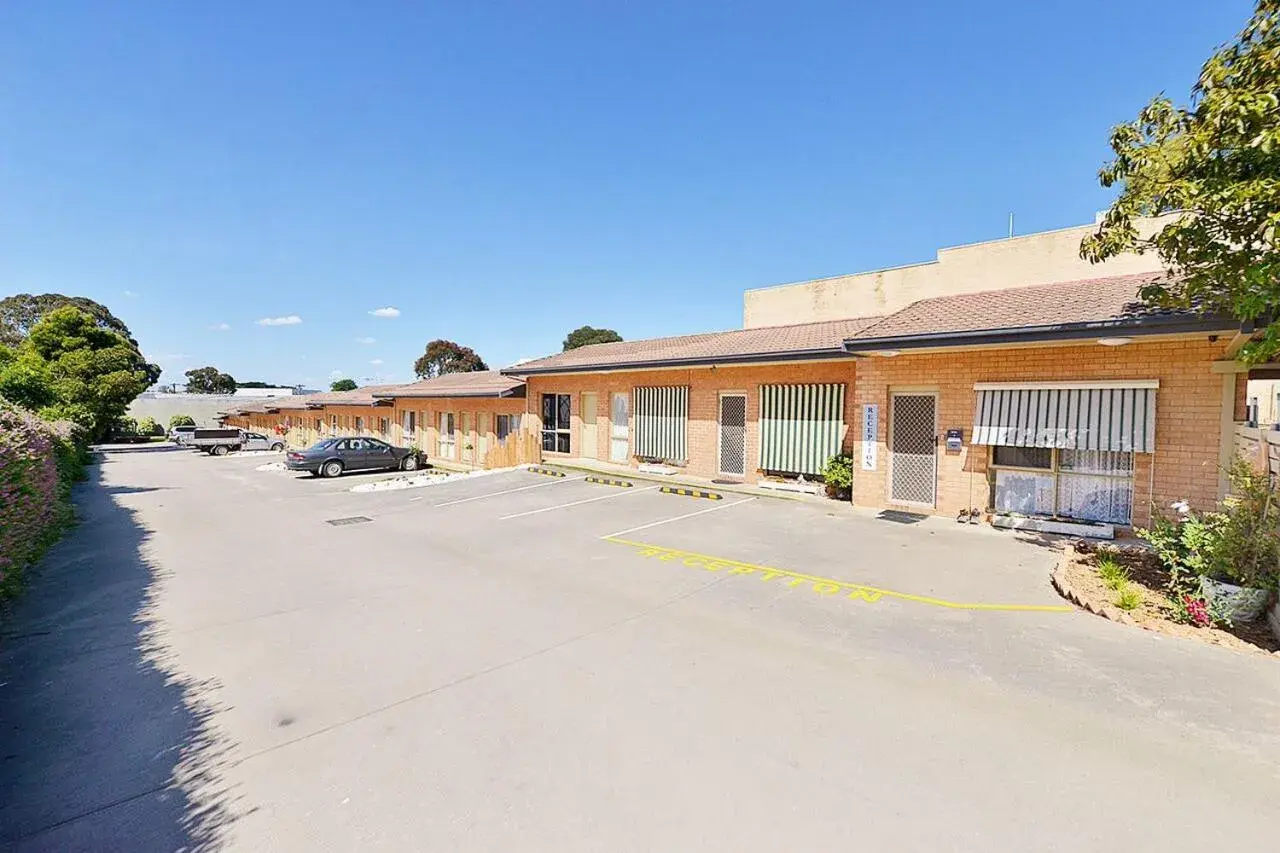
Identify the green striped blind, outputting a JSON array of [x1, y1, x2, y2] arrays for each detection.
[[633, 386, 688, 462], [759, 383, 846, 475]]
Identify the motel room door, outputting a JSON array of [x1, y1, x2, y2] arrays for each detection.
[[610, 393, 629, 462], [580, 392, 599, 459], [718, 393, 747, 478], [460, 412, 474, 464], [889, 393, 937, 506]]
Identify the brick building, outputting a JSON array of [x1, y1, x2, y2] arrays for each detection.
[[508, 271, 1248, 533]]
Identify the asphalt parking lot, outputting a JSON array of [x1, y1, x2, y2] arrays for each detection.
[[3, 444, 1280, 851]]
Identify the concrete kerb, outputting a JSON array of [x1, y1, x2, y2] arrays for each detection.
[[537, 461, 820, 505]]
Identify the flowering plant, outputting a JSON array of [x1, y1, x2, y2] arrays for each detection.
[[0, 401, 86, 600]]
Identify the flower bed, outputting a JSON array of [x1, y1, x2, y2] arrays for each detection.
[[0, 401, 87, 601], [1057, 544, 1279, 656]]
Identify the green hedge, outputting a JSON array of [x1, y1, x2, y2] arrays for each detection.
[[0, 401, 88, 600]]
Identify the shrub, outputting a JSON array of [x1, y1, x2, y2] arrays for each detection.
[[0, 402, 85, 600], [136, 416, 162, 436], [821, 454, 853, 499], [168, 414, 195, 428], [1137, 458, 1280, 592]]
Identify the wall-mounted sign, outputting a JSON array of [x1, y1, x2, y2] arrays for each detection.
[[861, 404, 879, 471], [946, 428, 963, 452]]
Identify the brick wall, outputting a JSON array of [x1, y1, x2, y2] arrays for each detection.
[[524, 361, 856, 481], [385, 396, 525, 466], [851, 337, 1232, 528]]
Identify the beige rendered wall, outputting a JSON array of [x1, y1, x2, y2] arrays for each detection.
[[524, 361, 857, 483], [743, 218, 1172, 327], [851, 336, 1233, 529]]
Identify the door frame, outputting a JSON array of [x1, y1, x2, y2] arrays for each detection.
[[717, 390, 749, 478], [887, 389, 939, 508], [580, 391, 599, 460]]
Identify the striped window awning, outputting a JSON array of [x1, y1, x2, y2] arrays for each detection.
[[634, 386, 688, 462], [760, 383, 847, 475], [972, 381, 1158, 453]]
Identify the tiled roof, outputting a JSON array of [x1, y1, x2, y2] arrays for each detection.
[[375, 371, 526, 398], [505, 317, 883, 375], [301, 385, 399, 407], [847, 272, 1232, 347]]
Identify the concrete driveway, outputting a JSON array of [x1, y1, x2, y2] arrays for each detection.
[[3, 445, 1280, 851]]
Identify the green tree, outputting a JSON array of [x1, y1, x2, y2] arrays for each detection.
[[0, 293, 137, 348], [0, 345, 56, 411], [184, 365, 237, 394], [136, 416, 162, 436], [413, 340, 488, 379], [330, 378, 358, 392], [168, 413, 195, 428], [563, 326, 623, 351], [1081, 0, 1280, 362], [20, 307, 159, 439]]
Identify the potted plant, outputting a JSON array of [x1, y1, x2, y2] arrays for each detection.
[[821, 454, 853, 500]]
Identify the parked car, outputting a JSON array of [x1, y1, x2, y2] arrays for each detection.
[[286, 437, 422, 477], [170, 425, 197, 444], [241, 431, 286, 452]]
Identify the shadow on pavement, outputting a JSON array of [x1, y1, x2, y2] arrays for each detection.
[[0, 462, 237, 851]]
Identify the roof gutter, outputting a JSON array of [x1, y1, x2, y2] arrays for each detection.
[[843, 316, 1239, 353], [500, 347, 856, 377], [371, 387, 526, 400]]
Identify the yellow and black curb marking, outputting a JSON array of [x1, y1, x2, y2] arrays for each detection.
[[659, 486, 723, 500], [585, 476, 633, 488], [528, 467, 566, 478], [603, 537, 1075, 613]]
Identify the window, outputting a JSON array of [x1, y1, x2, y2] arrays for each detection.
[[315, 418, 323, 431], [330, 415, 338, 431], [403, 411, 416, 436], [355, 416, 365, 432], [439, 412, 457, 458], [542, 394, 571, 453], [989, 447, 1134, 525], [378, 417, 389, 436], [992, 446, 1051, 469], [366, 438, 391, 452], [497, 413, 521, 441]]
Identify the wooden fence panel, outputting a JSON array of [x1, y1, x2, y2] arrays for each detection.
[[483, 432, 542, 469]]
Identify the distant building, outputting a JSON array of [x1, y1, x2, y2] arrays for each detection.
[[233, 386, 300, 398]]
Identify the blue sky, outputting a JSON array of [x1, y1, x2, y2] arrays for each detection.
[[0, 1, 1254, 387]]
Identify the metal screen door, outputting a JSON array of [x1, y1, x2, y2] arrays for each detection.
[[890, 394, 937, 505], [610, 393, 629, 462], [719, 394, 747, 477]]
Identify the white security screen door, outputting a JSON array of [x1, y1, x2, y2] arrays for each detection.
[[890, 394, 937, 506], [610, 393, 629, 462], [718, 394, 747, 477]]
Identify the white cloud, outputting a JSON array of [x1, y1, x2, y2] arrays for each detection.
[[369, 307, 400, 318], [329, 369, 346, 380], [123, 290, 139, 298], [209, 322, 231, 331], [355, 336, 376, 344], [369, 358, 384, 365], [256, 315, 303, 326]]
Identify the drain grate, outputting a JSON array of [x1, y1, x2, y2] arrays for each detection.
[[326, 516, 373, 526]]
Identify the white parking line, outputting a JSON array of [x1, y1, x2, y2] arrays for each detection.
[[601, 496, 755, 539], [499, 484, 660, 520], [433, 475, 585, 508]]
